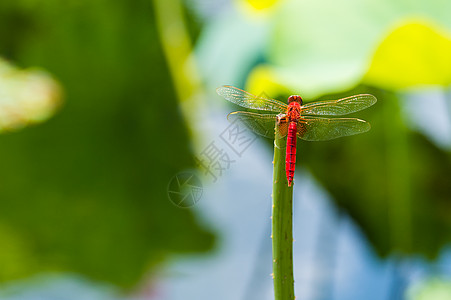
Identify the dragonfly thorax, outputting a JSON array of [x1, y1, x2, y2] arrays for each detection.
[[287, 101, 301, 121], [288, 95, 303, 105]]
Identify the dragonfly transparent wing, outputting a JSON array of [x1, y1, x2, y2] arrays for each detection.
[[217, 85, 287, 113], [227, 111, 288, 139], [297, 116, 371, 141], [301, 94, 376, 116]]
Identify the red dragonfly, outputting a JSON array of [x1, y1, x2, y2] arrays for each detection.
[[217, 86, 377, 187]]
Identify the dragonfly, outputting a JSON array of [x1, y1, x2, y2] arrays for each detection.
[[217, 85, 377, 187]]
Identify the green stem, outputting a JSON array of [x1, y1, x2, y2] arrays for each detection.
[[272, 135, 295, 300], [152, 0, 205, 148]]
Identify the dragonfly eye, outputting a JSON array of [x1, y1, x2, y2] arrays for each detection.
[[288, 95, 303, 105]]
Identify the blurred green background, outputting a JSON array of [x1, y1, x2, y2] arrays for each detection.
[[0, 0, 450, 299], [0, 0, 214, 289]]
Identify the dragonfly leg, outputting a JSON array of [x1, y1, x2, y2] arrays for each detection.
[[276, 114, 289, 139], [276, 113, 287, 123]]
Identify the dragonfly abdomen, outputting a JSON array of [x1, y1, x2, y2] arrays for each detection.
[[286, 122, 297, 187]]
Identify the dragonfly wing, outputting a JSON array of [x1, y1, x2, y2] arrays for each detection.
[[227, 111, 287, 139], [217, 85, 287, 113], [297, 116, 371, 141], [301, 94, 376, 116]]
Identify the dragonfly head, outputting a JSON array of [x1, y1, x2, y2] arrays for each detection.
[[288, 95, 303, 105]]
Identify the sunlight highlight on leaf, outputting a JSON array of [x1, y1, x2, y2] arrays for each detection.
[[246, 64, 292, 98], [0, 59, 62, 132], [364, 21, 451, 89], [407, 278, 451, 300], [240, 0, 280, 11]]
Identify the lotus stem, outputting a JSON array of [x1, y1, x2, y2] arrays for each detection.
[[272, 131, 295, 300]]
